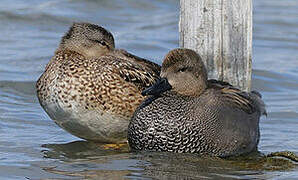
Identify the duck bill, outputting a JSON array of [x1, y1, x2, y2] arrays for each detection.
[[142, 78, 172, 96]]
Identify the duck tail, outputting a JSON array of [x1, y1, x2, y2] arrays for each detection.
[[251, 90, 267, 117]]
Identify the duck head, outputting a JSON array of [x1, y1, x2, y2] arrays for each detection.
[[142, 48, 208, 97], [58, 22, 115, 58]]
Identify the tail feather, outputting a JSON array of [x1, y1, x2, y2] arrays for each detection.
[[250, 90, 267, 116]]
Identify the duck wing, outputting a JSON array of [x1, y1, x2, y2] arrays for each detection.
[[208, 79, 266, 115], [113, 49, 161, 75], [102, 55, 160, 90]]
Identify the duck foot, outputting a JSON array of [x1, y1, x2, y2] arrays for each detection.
[[101, 143, 128, 150]]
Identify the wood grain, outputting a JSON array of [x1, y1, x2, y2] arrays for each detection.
[[179, 0, 252, 91]]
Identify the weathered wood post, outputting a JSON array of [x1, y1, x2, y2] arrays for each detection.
[[179, 0, 252, 91]]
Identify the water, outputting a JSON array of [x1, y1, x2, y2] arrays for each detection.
[[0, 0, 297, 179]]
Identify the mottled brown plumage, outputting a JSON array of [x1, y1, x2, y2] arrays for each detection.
[[36, 22, 160, 143], [128, 48, 266, 157]]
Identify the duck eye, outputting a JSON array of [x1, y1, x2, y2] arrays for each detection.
[[92, 39, 108, 47], [99, 40, 107, 46], [178, 67, 188, 72]]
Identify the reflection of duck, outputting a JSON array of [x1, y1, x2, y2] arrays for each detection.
[[42, 140, 129, 160], [128, 48, 266, 157], [36, 22, 160, 143]]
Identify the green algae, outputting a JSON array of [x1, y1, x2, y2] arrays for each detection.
[[225, 151, 298, 171]]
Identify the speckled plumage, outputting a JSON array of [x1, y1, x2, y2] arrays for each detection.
[[128, 48, 266, 157], [36, 22, 160, 143]]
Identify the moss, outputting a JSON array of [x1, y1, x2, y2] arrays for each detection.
[[225, 151, 298, 171]]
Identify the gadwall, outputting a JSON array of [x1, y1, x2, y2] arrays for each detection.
[[128, 48, 266, 157], [36, 22, 160, 143]]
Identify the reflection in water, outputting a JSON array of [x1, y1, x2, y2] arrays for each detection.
[[134, 152, 297, 179], [41, 141, 297, 179], [42, 141, 138, 179], [42, 140, 130, 160], [43, 167, 132, 180], [0, 0, 298, 178]]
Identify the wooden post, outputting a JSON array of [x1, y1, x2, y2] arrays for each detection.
[[179, 0, 252, 91]]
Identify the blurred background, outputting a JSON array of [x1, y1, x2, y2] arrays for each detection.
[[0, 0, 297, 179]]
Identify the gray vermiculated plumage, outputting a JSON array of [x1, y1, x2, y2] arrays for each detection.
[[128, 48, 266, 157]]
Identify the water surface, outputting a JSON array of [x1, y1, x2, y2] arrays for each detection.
[[0, 0, 297, 179]]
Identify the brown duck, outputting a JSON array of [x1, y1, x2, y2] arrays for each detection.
[[36, 22, 160, 143]]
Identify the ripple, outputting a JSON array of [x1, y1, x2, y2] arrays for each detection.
[[0, 0, 297, 179]]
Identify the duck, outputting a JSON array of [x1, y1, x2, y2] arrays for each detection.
[[36, 22, 160, 143], [127, 48, 266, 157]]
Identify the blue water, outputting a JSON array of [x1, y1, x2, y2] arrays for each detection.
[[0, 0, 297, 179]]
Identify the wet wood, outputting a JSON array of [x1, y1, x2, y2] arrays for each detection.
[[179, 0, 252, 91]]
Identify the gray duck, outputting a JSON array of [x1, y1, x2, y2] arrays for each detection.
[[128, 48, 266, 157]]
